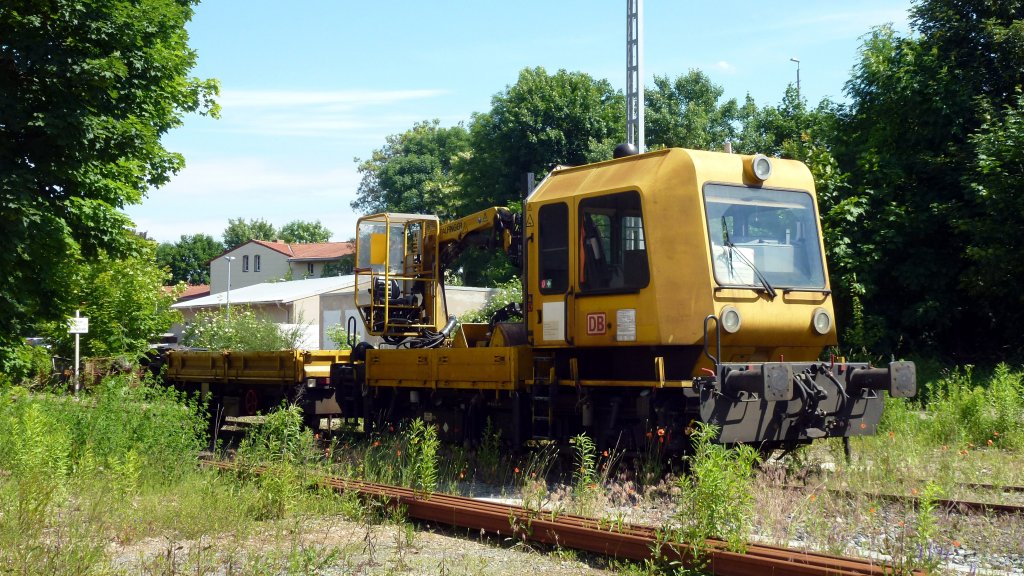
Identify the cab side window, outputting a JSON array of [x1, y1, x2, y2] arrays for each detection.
[[538, 203, 568, 294], [578, 191, 649, 292]]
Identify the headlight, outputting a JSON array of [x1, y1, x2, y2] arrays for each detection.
[[720, 306, 742, 334], [812, 307, 832, 335], [750, 154, 773, 181]]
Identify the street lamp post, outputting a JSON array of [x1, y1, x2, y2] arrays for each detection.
[[224, 256, 236, 319], [790, 57, 801, 100]]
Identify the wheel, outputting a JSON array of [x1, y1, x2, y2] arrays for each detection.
[[243, 388, 260, 416]]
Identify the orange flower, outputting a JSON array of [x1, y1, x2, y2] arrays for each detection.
[[514, 467, 520, 474], [396, 450, 402, 456], [657, 428, 665, 437], [459, 472, 465, 479], [994, 431, 1000, 437], [942, 445, 948, 451], [888, 431, 895, 439], [602, 450, 609, 457], [373, 440, 381, 447], [952, 540, 960, 548], [645, 431, 652, 439], [987, 439, 993, 446], [911, 488, 919, 496], [859, 422, 867, 430], [314, 433, 320, 440], [809, 494, 816, 502], [869, 507, 876, 515]]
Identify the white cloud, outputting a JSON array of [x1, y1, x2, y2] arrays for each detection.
[[220, 88, 448, 109], [209, 88, 451, 139], [130, 157, 364, 243], [714, 61, 736, 74]]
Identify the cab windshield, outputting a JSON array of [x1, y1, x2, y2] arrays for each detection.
[[704, 184, 826, 290]]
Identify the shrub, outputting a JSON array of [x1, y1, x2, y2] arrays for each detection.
[[674, 422, 760, 557], [460, 278, 522, 323], [925, 364, 1024, 449], [182, 306, 307, 351]]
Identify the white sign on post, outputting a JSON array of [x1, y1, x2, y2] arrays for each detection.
[[68, 317, 89, 334]]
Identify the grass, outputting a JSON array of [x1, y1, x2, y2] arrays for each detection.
[[3, 362, 1022, 575]]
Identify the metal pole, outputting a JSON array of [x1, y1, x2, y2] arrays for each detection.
[[224, 256, 236, 319], [74, 309, 80, 396], [790, 57, 801, 100], [626, 0, 645, 152]]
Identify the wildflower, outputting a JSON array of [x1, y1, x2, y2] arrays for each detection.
[[514, 467, 520, 474], [952, 540, 960, 548], [898, 521, 905, 528], [373, 440, 381, 447], [911, 488, 918, 496], [602, 450, 609, 457], [657, 428, 665, 437], [459, 472, 464, 479], [658, 437, 664, 444], [396, 450, 402, 456], [314, 433, 320, 440], [809, 494, 816, 502], [888, 431, 895, 439], [994, 431, 1000, 437], [942, 445, 948, 451], [869, 507, 876, 515], [859, 422, 867, 430], [389, 425, 394, 433], [645, 431, 652, 439]]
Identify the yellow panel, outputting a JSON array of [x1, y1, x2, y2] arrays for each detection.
[[369, 232, 387, 265], [366, 346, 529, 391], [366, 349, 432, 384]]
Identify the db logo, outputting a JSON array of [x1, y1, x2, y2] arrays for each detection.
[[586, 312, 607, 335]]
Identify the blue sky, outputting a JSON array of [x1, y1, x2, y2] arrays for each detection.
[[127, 1, 913, 244]]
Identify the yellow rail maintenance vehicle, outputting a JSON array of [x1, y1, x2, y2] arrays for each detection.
[[333, 146, 916, 452], [165, 348, 349, 428]]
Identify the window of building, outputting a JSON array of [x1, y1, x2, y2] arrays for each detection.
[[242, 255, 249, 272], [254, 255, 261, 272], [307, 262, 314, 276], [537, 203, 569, 294], [578, 191, 649, 293]]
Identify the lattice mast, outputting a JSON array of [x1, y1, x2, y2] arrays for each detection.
[[626, 0, 644, 152]]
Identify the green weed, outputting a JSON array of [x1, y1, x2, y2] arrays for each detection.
[[673, 422, 760, 558]]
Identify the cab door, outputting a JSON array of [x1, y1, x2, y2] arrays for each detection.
[[528, 201, 573, 346], [573, 191, 650, 347]]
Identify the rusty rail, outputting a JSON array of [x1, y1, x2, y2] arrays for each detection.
[[203, 460, 919, 576], [783, 484, 1024, 515]]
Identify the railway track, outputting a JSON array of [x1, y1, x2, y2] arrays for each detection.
[[203, 459, 920, 576], [783, 483, 1024, 515]]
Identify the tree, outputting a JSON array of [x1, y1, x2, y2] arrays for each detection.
[[0, 0, 218, 358], [461, 67, 625, 211], [223, 217, 277, 250], [645, 71, 742, 150], [279, 220, 332, 244], [962, 95, 1024, 355], [352, 120, 470, 219], [156, 233, 224, 285], [837, 1, 1024, 360], [40, 238, 181, 360]]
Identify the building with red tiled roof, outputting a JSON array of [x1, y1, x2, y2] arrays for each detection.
[[209, 240, 355, 294]]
